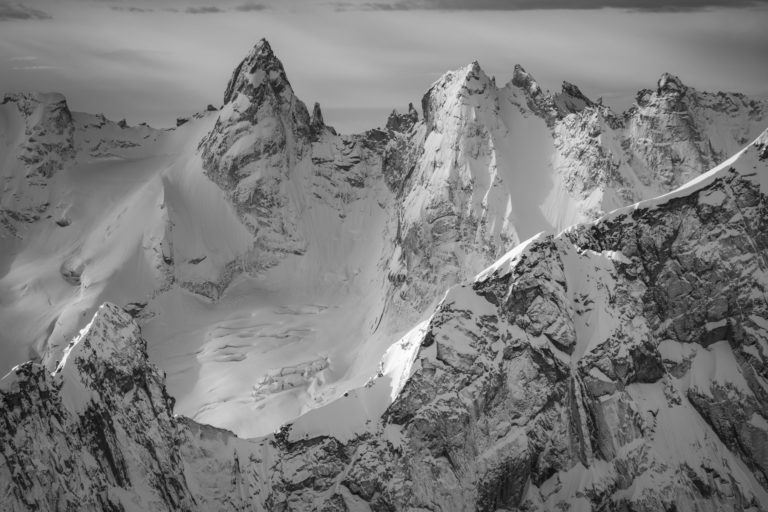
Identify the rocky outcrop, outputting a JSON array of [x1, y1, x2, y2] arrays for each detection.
[[386, 103, 419, 133], [1, 92, 75, 179], [310, 102, 337, 140], [626, 72, 765, 192], [0, 304, 194, 511], [549, 70, 767, 223], [0, 93, 75, 233]]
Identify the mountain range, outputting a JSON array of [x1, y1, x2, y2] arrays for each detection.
[[1, 39, 767, 511]]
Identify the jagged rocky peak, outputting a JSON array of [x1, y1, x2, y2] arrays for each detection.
[[635, 72, 687, 107], [199, 37, 311, 191], [386, 102, 419, 133], [561, 80, 588, 99], [421, 60, 494, 131], [657, 71, 686, 96], [427, 60, 494, 100], [552, 80, 595, 116], [2, 92, 76, 169], [223, 38, 292, 105], [1, 303, 193, 511], [623, 70, 766, 192], [211, 37, 311, 141], [510, 63, 543, 98], [53, 303, 149, 396], [2, 92, 74, 134], [0, 92, 75, 156], [462, 60, 492, 94], [310, 101, 336, 138], [310, 101, 325, 129], [508, 64, 571, 123], [0, 92, 77, 231]]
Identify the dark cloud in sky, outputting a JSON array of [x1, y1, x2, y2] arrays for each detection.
[[353, 0, 768, 10], [339, 1, 413, 10], [234, 2, 267, 11], [185, 6, 225, 14], [0, 2, 52, 20], [111, 6, 154, 12], [101, 3, 267, 15]]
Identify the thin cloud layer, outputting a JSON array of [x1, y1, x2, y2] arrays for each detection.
[[1, 2, 765, 133], [12, 65, 60, 70], [0, 2, 52, 20], [234, 2, 267, 11], [185, 6, 225, 13], [351, 0, 768, 10], [111, 6, 154, 12]]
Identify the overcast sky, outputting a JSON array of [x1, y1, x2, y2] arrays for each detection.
[[1, 0, 767, 132]]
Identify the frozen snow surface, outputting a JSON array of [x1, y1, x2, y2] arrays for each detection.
[[2, 38, 768, 511]]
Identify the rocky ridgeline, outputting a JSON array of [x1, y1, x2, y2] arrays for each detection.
[[2, 132, 768, 511], [3, 39, 765, 319], [378, 56, 767, 332], [552, 70, 767, 219], [0, 304, 194, 511]]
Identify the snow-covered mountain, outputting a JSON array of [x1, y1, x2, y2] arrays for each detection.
[[2, 126, 767, 511], [1, 38, 768, 510]]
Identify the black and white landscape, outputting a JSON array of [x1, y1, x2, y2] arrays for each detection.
[[2, 2, 768, 511]]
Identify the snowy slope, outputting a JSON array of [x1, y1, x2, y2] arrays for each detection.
[[1, 39, 766, 442], [0, 102, 258, 381]]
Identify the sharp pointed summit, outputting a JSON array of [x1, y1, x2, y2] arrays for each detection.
[[510, 64, 543, 98], [223, 38, 290, 105], [216, 38, 310, 136], [657, 72, 686, 96], [198, 39, 312, 259], [421, 60, 494, 131], [552, 80, 595, 115], [310, 101, 336, 138]]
